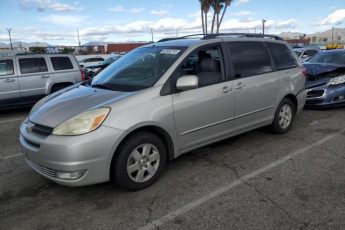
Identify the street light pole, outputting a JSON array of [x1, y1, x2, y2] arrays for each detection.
[[150, 27, 154, 43], [332, 27, 334, 42], [7, 28, 13, 50], [262, 19, 266, 35]]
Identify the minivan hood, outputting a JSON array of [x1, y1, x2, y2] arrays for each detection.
[[29, 85, 135, 127]]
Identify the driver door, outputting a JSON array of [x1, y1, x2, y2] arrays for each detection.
[[171, 45, 235, 152]]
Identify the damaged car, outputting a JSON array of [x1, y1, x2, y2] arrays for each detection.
[[304, 49, 345, 108]]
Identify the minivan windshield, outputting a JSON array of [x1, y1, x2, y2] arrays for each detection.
[[92, 46, 185, 92]]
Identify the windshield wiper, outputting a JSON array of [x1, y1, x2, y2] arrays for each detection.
[[91, 83, 114, 90]]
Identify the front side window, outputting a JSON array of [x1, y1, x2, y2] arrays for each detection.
[[267, 43, 298, 70], [228, 42, 272, 78], [51, 57, 73, 70], [174, 45, 223, 88], [92, 46, 185, 92], [19, 58, 48, 74], [0, 59, 14, 76]]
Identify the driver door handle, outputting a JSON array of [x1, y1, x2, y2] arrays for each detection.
[[4, 78, 15, 83], [222, 86, 232, 93], [40, 75, 49, 79]]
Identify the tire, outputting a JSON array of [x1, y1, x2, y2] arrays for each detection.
[[111, 132, 167, 191], [270, 98, 296, 134], [50, 84, 71, 94]]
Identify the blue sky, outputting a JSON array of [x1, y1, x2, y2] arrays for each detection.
[[0, 0, 344, 45]]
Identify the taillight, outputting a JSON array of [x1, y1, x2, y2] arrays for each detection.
[[80, 69, 86, 81], [300, 66, 308, 77]]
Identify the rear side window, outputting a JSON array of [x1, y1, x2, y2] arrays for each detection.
[[266, 43, 298, 70], [19, 58, 48, 74], [228, 42, 272, 78], [50, 57, 73, 70], [0, 59, 14, 76]]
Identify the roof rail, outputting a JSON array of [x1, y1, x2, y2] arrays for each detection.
[[203, 33, 283, 40], [157, 33, 283, 43]]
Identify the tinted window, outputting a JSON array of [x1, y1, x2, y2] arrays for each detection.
[[0, 59, 14, 76], [267, 43, 298, 70], [174, 46, 223, 88], [84, 58, 104, 63], [228, 42, 272, 78], [51, 57, 73, 70], [304, 50, 318, 57], [19, 58, 48, 74]]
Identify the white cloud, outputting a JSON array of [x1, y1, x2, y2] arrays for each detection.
[[150, 9, 169, 17], [235, 0, 251, 6], [108, 6, 124, 12], [39, 15, 87, 26], [19, 0, 84, 12], [108, 6, 144, 14], [233, 10, 253, 16], [318, 9, 345, 26]]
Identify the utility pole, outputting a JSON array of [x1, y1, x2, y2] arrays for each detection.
[[7, 28, 13, 50], [77, 29, 81, 47], [332, 27, 334, 42], [150, 27, 154, 43], [262, 19, 266, 35]]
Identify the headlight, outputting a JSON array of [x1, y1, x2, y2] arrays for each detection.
[[53, 108, 110, 136], [327, 75, 345, 86]]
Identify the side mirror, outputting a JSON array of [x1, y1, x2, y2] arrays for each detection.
[[302, 54, 309, 58], [176, 75, 198, 91]]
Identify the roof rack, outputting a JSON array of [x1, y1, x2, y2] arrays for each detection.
[[157, 33, 283, 43], [203, 33, 283, 40]]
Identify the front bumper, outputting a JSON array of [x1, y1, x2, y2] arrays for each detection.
[[20, 120, 124, 186], [305, 84, 345, 108]]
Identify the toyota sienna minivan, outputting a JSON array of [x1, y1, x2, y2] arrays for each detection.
[[20, 34, 307, 190]]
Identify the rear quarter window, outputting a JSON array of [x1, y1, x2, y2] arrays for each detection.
[[228, 42, 273, 78], [19, 58, 48, 74], [0, 59, 14, 76], [266, 42, 298, 71], [50, 57, 74, 70]]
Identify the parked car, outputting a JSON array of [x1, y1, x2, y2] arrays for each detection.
[[304, 49, 345, 108], [0, 54, 83, 109], [83, 55, 121, 79], [79, 57, 105, 68], [293, 47, 320, 62], [20, 33, 306, 190]]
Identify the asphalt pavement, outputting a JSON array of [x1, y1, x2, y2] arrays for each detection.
[[0, 107, 344, 230]]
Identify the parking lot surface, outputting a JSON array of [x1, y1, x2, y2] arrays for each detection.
[[0, 108, 345, 230]]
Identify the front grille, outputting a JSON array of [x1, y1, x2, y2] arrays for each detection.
[[307, 90, 325, 99], [26, 159, 57, 178], [32, 123, 53, 136]]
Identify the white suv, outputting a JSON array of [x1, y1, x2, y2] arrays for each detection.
[[0, 54, 83, 109]]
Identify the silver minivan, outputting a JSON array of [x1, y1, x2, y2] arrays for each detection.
[[20, 34, 307, 190], [0, 54, 82, 109]]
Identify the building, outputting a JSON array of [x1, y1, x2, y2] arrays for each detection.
[[107, 42, 150, 53]]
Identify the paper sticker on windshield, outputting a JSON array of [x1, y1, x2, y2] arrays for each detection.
[[160, 49, 181, 55]]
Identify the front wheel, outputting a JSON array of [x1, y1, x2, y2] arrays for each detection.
[[111, 132, 167, 191], [270, 98, 295, 134]]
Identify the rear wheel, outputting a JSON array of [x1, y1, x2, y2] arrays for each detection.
[[271, 98, 295, 134], [111, 132, 167, 191]]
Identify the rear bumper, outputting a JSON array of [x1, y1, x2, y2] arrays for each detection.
[[305, 84, 345, 108], [20, 120, 124, 186]]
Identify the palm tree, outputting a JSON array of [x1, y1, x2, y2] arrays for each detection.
[[210, 0, 222, 34], [218, 0, 232, 33], [199, 0, 211, 34]]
